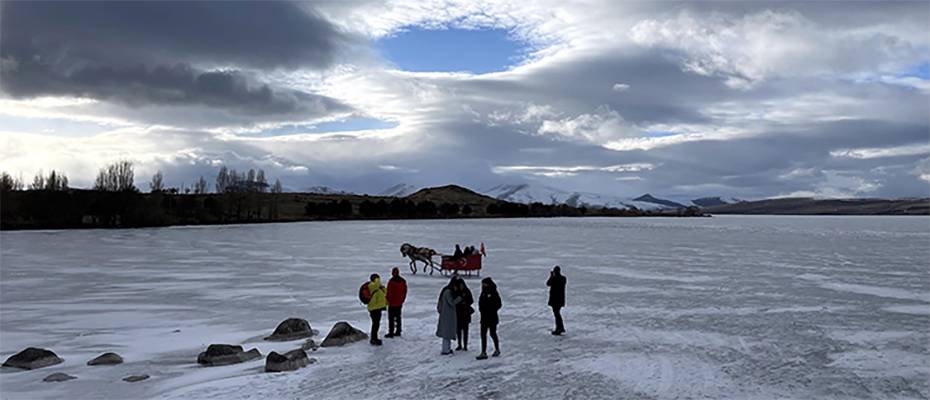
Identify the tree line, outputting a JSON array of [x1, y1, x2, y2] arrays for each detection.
[[1, 161, 284, 195]]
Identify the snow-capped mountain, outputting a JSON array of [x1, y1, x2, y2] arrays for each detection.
[[483, 183, 679, 211], [483, 183, 745, 210], [633, 194, 687, 208], [306, 185, 352, 195], [379, 183, 419, 197]]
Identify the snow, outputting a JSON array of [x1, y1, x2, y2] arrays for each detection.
[[378, 183, 419, 197], [1, 216, 928, 399], [482, 183, 742, 210], [483, 183, 678, 210], [305, 186, 352, 195]]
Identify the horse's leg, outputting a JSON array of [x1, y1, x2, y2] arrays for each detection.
[[409, 259, 416, 274]]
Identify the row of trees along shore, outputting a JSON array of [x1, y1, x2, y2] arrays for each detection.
[[2, 162, 284, 195], [1, 161, 702, 230], [1, 161, 294, 229]]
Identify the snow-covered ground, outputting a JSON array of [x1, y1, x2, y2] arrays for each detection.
[[1, 216, 928, 399]]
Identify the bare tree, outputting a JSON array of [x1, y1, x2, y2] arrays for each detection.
[[256, 169, 267, 192], [194, 176, 208, 194], [45, 170, 68, 191], [0, 172, 13, 192], [150, 170, 165, 192], [30, 170, 45, 190], [272, 178, 283, 193], [94, 160, 136, 191], [215, 166, 229, 193], [0, 172, 24, 192]]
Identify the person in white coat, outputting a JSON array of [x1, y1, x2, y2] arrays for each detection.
[[436, 276, 462, 355]]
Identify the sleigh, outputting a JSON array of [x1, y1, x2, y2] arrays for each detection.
[[438, 254, 482, 277]]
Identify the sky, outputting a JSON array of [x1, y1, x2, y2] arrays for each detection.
[[1, 0, 928, 199]]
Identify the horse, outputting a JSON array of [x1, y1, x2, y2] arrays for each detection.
[[400, 243, 437, 275]]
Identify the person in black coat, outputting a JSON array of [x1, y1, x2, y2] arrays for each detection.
[[454, 276, 474, 351], [476, 277, 502, 360], [547, 265, 566, 335]]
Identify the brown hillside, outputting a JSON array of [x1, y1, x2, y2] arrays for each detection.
[[704, 197, 930, 215], [405, 185, 501, 207]]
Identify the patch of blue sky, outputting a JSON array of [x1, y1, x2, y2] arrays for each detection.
[[253, 117, 397, 137], [375, 27, 527, 74], [897, 61, 929, 79], [645, 131, 678, 137]]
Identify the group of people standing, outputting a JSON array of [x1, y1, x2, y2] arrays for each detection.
[[436, 275, 502, 359], [364, 267, 407, 346], [363, 265, 566, 359]]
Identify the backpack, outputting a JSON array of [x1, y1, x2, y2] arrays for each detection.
[[359, 282, 372, 305]]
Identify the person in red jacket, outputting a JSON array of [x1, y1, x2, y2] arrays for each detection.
[[385, 267, 408, 338]]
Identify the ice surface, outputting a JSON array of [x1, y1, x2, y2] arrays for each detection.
[[1, 216, 928, 399]]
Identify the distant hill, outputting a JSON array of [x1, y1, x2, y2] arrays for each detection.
[[406, 185, 500, 207], [633, 194, 686, 208], [704, 197, 930, 215]]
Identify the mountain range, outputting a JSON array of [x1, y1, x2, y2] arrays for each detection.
[[481, 183, 735, 210]]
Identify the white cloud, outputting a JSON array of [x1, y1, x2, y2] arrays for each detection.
[[611, 83, 630, 92], [492, 163, 655, 177], [775, 170, 881, 198], [778, 168, 817, 180], [537, 106, 638, 144], [912, 158, 930, 182], [629, 10, 925, 89], [379, 164, 420, 173], [875, 75, 930, 93], [830, 143, 930, 159]]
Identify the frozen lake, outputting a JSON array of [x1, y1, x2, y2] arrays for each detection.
[[1, 216, 928, 399]]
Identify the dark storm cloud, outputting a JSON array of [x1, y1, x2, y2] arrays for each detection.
[[0, 1, 353, 122], [4, 61, 348, 116], [1, 1, 348, 70], [465, 49, 725, 125]]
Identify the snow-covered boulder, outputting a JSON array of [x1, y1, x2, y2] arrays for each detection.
[[122, 374, 149, 382], [43, 372, 77, 382], [264, 349, 314, 373], [87, 352, 123, 366], [264, 318, 316, 341], [320, 322, 368, 347], [2, 347, 63, 370], [196, 344, 261, 366]]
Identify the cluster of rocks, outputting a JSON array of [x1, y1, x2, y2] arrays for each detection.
[[2, 347, 136, 383], [2, 318, 371, 384]]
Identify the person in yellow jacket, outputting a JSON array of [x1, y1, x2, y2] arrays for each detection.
[[367, 274, 387, 345]]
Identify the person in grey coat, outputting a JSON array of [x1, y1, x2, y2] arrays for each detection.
[[436, 277, 462, 355]]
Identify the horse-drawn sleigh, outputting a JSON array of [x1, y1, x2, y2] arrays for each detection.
[[400, 243, 483, 276]]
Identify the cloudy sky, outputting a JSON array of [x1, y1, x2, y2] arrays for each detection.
[[1, 0, 928, 199]]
